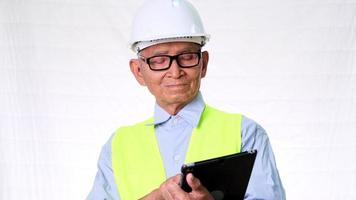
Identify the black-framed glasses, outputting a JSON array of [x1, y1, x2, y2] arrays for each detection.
[[139, 52, 202, 71]]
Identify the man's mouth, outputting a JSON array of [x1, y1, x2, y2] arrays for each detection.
[[164, 83, 188, 90]]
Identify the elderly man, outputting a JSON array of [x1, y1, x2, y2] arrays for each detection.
[[88, 0, 285, 199]]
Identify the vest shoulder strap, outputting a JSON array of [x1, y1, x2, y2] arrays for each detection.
[[185, 105, 242, 163], [111, 117, 165, 199]]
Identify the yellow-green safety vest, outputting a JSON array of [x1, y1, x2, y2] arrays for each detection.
[[111, 105, 242, 199]]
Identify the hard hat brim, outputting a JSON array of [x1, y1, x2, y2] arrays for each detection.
[[132, 35, 210, 53]]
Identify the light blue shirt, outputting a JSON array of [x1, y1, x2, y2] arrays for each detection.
[[87, 93, 286, 200]]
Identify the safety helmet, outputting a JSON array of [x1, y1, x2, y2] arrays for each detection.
[[130, 0, 210, 52]]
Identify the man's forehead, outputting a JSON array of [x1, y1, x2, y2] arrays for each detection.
[[140, 42, 201, 55]]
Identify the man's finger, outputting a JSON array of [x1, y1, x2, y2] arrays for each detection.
[[159, 174, 187, 200], [186, 173, 202, 190], [165, 180, 187, 200], [186, 173, 214, 200]]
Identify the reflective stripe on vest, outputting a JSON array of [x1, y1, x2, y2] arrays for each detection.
[[111, 105, 242, 200]]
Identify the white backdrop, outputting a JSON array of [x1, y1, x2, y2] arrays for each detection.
[[1, 0, 355, 199]]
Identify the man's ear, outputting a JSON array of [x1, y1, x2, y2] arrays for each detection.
[[201, 51, 209, 78], [129, 59, 147, 86]]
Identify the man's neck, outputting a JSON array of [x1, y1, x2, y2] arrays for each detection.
[[156, 93, 202, 116], [158, 102, 188, 116]]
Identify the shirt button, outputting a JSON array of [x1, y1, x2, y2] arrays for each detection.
[[171, 116, 180, 125], [174, 154, 181, 161]]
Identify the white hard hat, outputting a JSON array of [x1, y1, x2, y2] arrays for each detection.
[[130, 0, 210, 52]]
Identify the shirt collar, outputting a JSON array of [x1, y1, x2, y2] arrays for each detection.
[[148, 92, 205, 127]]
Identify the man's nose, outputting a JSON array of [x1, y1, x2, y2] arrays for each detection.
[[167, 58, 183, 78]]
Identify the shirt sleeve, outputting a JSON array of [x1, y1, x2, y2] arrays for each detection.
[[87, 134, 120, 200], [241, 116, 286, 200]]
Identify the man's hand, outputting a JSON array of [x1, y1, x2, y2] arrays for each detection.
[[139, 173, 214, 200]]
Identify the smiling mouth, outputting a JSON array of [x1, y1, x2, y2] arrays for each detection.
[[165, 83, 188, 88]]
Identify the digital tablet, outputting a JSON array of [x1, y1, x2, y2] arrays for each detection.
[[180, 150, 257, 200]]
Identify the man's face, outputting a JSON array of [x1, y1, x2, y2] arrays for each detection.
[[130, 42, 209, 113]]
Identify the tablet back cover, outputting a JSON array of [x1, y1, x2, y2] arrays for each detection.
[[181, 150, 257, 200]]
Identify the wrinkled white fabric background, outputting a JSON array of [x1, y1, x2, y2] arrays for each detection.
[[0, 0, 355, 199]]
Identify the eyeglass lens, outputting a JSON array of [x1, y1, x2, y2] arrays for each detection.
[[147, 52, 200, 70]]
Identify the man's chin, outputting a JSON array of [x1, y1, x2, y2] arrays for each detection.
[[164, 94, 195, 105]]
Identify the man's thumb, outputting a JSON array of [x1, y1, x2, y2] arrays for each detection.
[[187, 173, 201, 190]]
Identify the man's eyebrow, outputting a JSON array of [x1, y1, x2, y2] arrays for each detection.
[[177, 47, 201, 53], [151, 50, 169, 56], [137, 50, 167, 58], [145, 45, 201, 56]]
